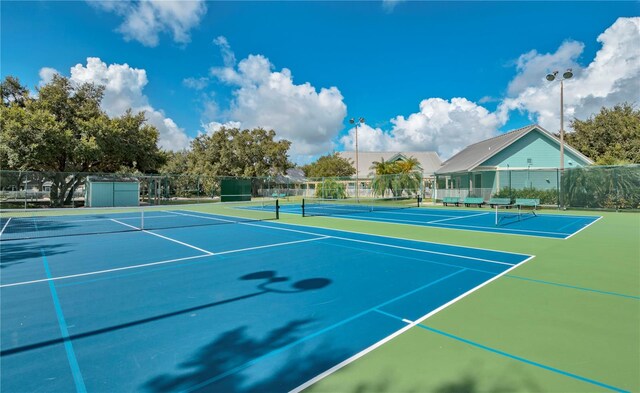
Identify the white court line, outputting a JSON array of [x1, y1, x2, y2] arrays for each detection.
[[1, 236, 329, 288], [329, 236, 514, 266], [321, 213, 572, 237], [240, 221, 517, 266], [241, 218, 533, 258], [110, 219, 214, 255], [427, 211, 491, 224], [169, 210, 237, 223], [565, 215, 603, 240], [434, 221, 571, 236], [0, 254, 211, 288], [375, 210, 462, 219], [291, 254, 537, 393], [0, 217, 12, 236], [213, 236, 330, 256]]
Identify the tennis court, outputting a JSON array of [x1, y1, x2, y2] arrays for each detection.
[[278, 200, 601, 239], [0, 206, 531, 392]]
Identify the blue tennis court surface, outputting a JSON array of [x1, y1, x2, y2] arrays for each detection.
[[1, 211, 532, 392], [278, 204, 601, 239]]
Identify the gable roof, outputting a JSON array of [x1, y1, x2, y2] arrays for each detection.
[[338, 151, 442, 178], [435, 124, 593, 174]]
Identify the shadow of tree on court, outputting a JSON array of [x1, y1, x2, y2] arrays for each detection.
[[431, 361, 544, 393], [2, 270, 333, 363], [145, 319, 351, 393], [0, 241, 69, 269]]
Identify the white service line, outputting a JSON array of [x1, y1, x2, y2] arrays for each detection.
[[244, 222, 516, 266], [290, 254, 537, 393], [0, 217, 12, 236], [326, 212, 570, 237], [214, 236, 330, 256], [427, 211, 491, 224], [0, 254, 211, 288], [330, 236, 515, 266], [169, 210, 237, 223], [434, 220, 571, 236], [376, 210, 460, 218], [2, 236, 330, 288], [564, 215, 604, 240], [244, 220, 533, 257], [110, 219, 214, 255]]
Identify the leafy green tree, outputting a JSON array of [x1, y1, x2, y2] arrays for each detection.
[[159, 150, 200, 198], [0, 75, 165, 206], [562, 165, 640, 209], [369, 157, 422, 197], [566, 103, 640, 164], [189, 127, 292, 177], [1, 76, 29, 107], [370, 158, 396, 175], [315, 179, 346, 199], [302, 152, 355, 178], [161, 150, 190, 174]]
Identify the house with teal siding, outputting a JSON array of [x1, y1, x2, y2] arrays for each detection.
[[434, 124, 593, 200]]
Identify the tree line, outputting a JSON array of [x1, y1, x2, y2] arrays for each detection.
[[0, 75, 293, 206], [2, 73, 637, 206]]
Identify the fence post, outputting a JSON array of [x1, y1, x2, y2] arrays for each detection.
[[613, 167, 619, 211], [24, 172, 28, 210], [557, 168, 561, 209]]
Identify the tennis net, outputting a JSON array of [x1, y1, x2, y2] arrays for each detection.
[[302, 197, 420, 217], [0, 200, 279, 241]]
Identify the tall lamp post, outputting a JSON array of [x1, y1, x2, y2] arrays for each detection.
[[349, 117, 365, 201], [545, 69, 573, 171]]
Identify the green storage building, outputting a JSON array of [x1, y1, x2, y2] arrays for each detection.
[[85, 176, 140, 207]]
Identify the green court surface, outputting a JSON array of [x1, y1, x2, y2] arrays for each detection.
[[280, 208, 639, 393]]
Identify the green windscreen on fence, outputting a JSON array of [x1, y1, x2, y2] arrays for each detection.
[[220, 178, 252, 202]]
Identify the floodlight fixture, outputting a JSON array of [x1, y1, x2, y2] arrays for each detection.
[[545, 68, 574, 180]]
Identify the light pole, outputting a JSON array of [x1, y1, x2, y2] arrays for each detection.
[[545, 69, 573, 171], [349, 117, 365, 201]]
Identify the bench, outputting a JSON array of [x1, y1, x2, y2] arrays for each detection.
[[464, 197, 485, 207], [442, 197, 461, 207], [489, 197, 512, 208], [271, 193, 287, 199], [515, 198, 539, 213]]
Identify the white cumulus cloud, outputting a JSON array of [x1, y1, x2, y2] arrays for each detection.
[[202, 121, 242, 135], [45, 57, 190, 150], [208, 40, 347, 161], [89, 0, 207, 47], [499, 17, 640, 132], [38, 67, 60, 86], [341, 98, 501, 159]]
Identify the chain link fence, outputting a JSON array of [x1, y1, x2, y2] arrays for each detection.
[[434, 164, 640, 210], [0, 171, 428, 209], [3, 166, 637, 210]]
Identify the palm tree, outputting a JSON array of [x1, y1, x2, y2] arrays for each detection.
[[394, 157, 422, 197], [369, 157, 422, 198], [369, 158, 395, 197], [369, 158, 395, 175]]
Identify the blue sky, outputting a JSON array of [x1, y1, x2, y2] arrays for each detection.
[[2, 1, 639, 163]]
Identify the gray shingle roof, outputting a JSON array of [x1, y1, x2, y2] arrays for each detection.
[[338, 151, 442, 178], [435, 124, 593, 174]]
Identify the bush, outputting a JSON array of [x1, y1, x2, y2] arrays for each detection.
[[315, 179, 346, 199], [493, 187, 558, 205]]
